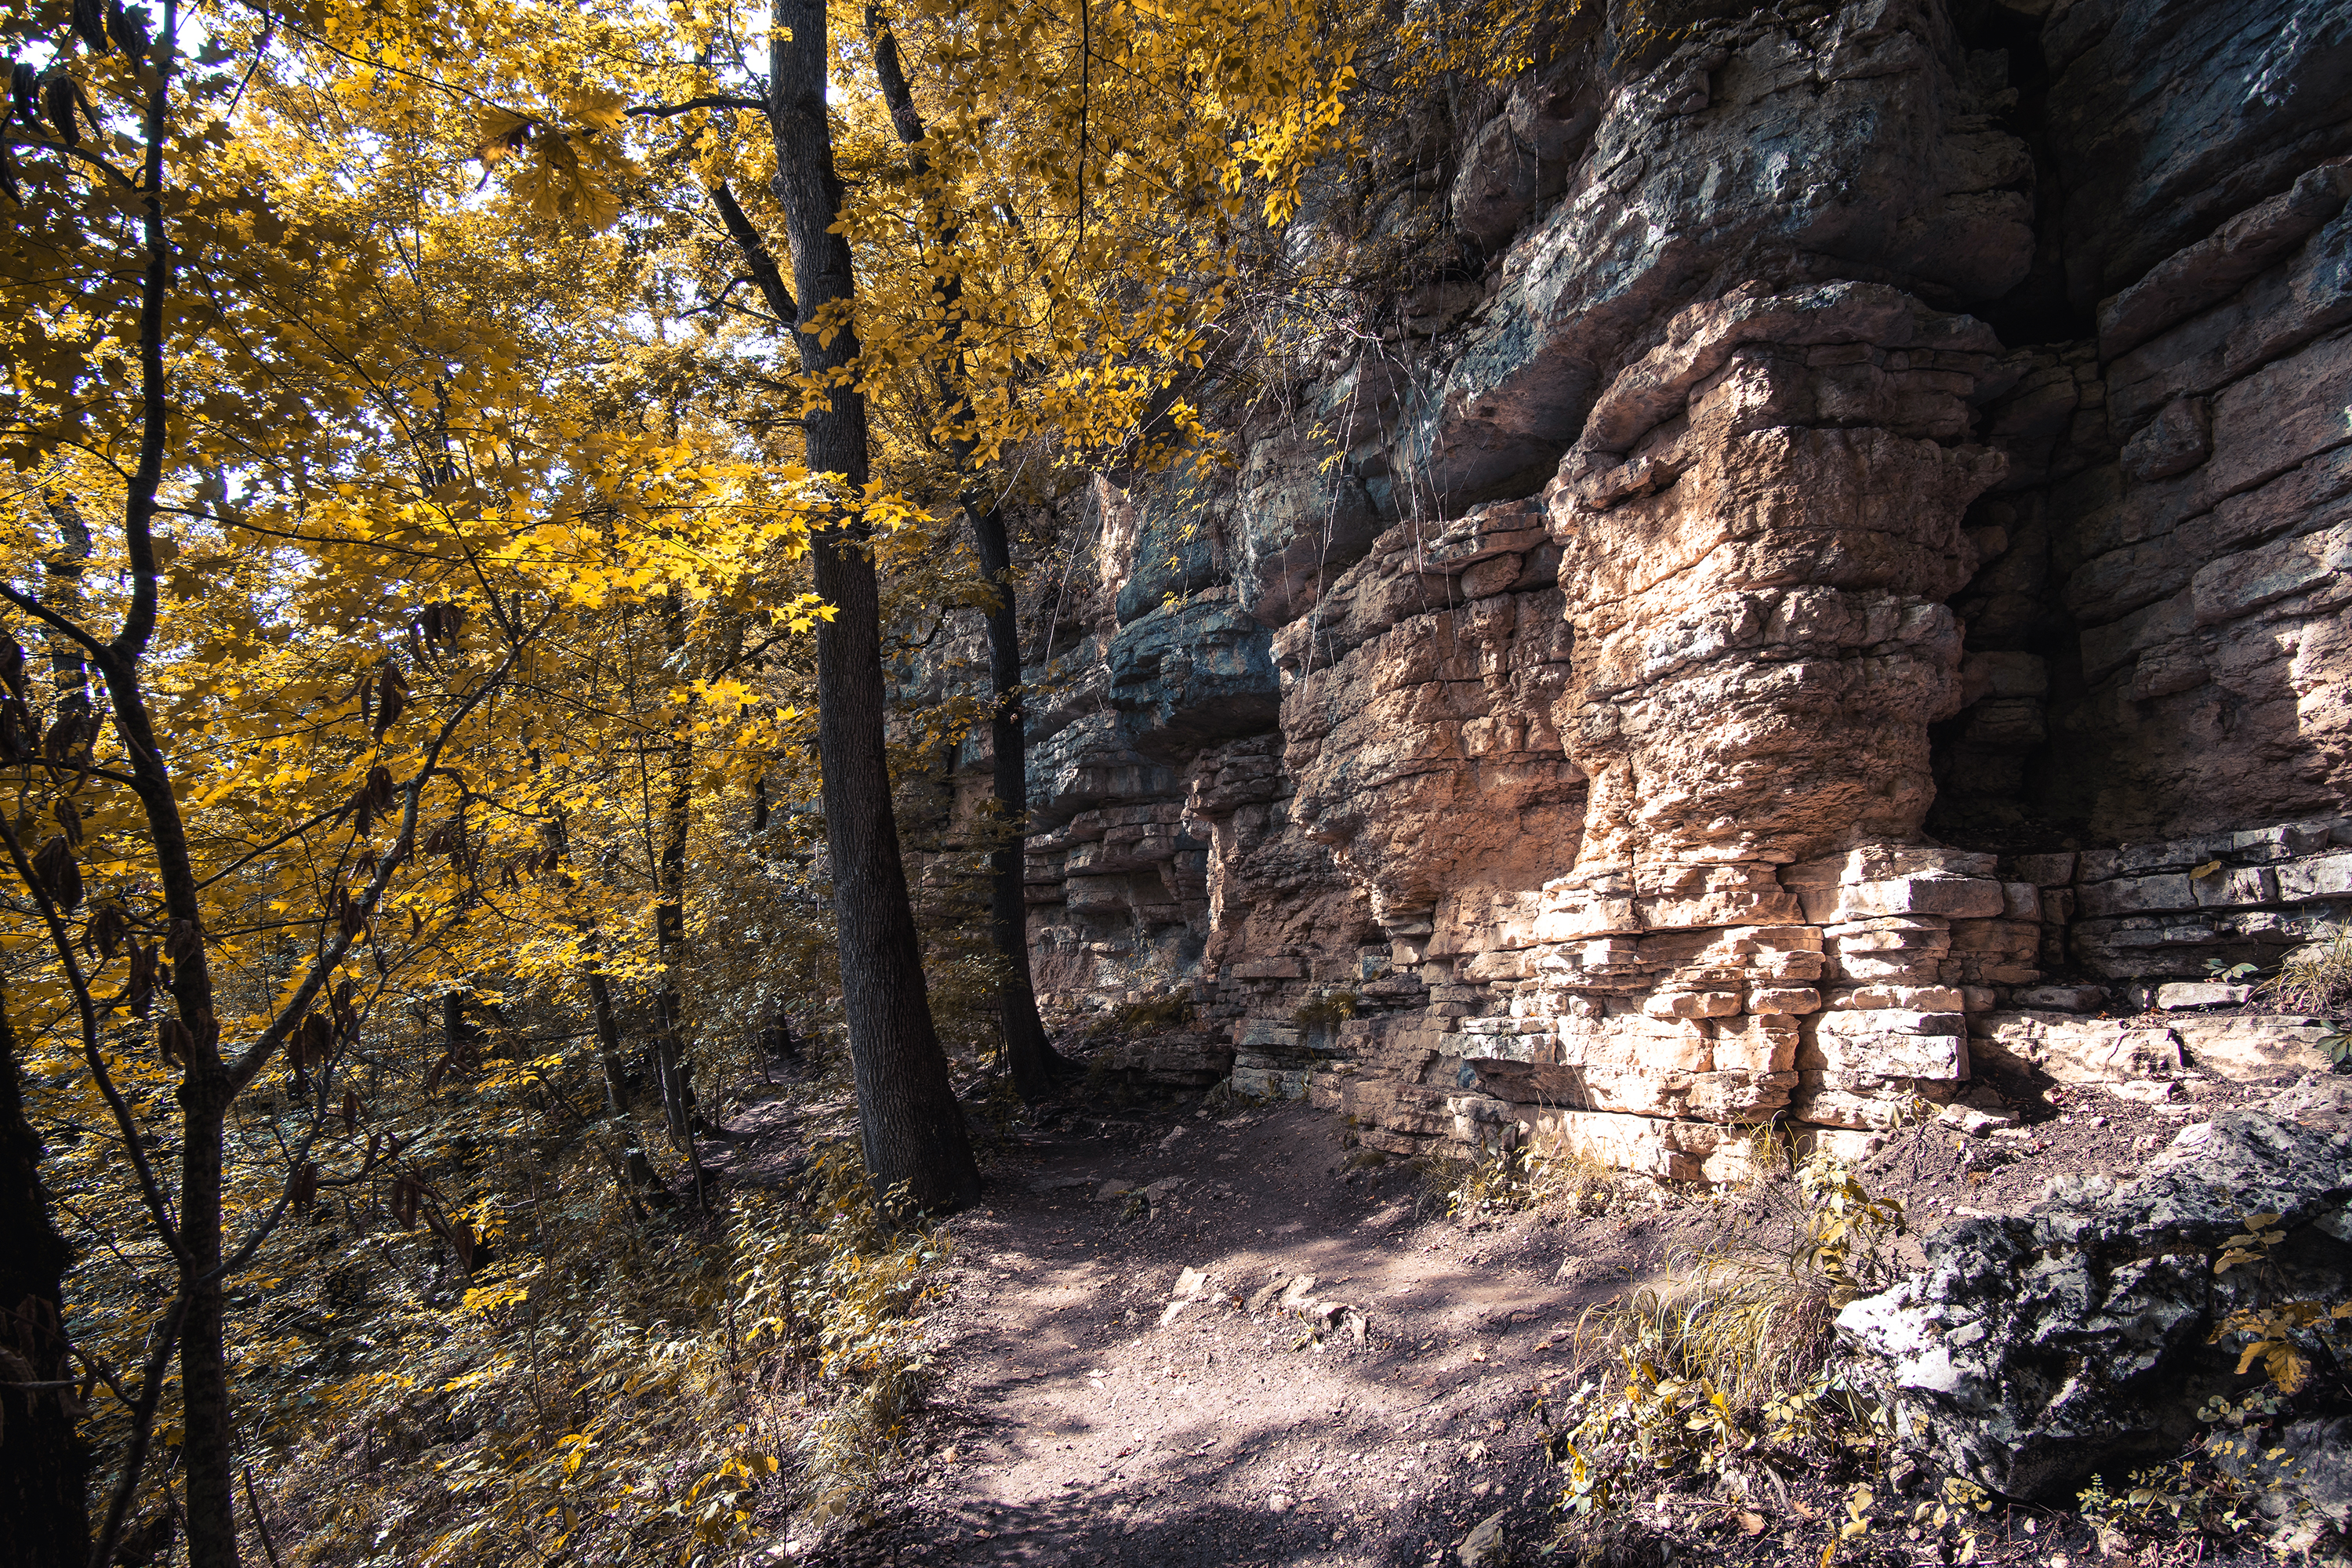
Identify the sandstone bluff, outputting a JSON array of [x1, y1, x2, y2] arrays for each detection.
[[915, 0, 2352, 1180]]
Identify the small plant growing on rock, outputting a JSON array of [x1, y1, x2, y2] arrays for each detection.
[[1088, 986, 1196, 1040], [1290, 989, 1359, 1029], [2207, 1208, 2352, 1396], [2074, 1450, 2296, 1555], [2258, 927, 2352, 1069]]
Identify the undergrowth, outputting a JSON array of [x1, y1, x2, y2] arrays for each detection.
[[1537, 1136, 2352, 1564], [1410, 1144, 1624, 1221], [1545, 1144, 1905, 1531], [2077, 1208, 2352, 1559], [257, 1142, 945, 1566], [2258, 927, 2352, 1067], [1078, 987, 1196, 1044]]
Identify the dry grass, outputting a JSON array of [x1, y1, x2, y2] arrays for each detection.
[[1410, 1144, 1624, 1221], [1290, 989, 1359, 1029], [1548, 1144, 1903, 1522], [2260, 927, 2352, 1019]]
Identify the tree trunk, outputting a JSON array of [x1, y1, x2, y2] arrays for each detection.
[[863, 8, 1069, 1101], [583, 966, 630, 1115], [652, 595, 702, 1183], [176, 1076, 236, 1568], [766, 0, 978, 1211], [0, 981, 89, 1568], [970, 499, 1065, 1101], [42, 492, 92, 722]]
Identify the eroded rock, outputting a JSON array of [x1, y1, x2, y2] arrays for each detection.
[[1838, 1105, 2352, 1499]]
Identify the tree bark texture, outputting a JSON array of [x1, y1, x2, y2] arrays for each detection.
[[42, 492, 92, 723], [0, 982, 90, 1568], [767, 0, 979, 1211], [583, 966, 630, 1115], [969, 501, 1063, 1101]]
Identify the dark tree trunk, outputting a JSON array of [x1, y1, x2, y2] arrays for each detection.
[[176, 1073, 235, 1568], [0, 982, 90, 1568], [765, 0, 978, 1211], [969, 499, 1065, 1102], [652, 596, 702, 1185], [863, 7, 1069, 1101], [42, 492, 92, 720], [552, 805, 634, 1117]]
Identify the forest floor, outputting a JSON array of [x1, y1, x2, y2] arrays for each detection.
[[720, 1053, 2310, 1568]]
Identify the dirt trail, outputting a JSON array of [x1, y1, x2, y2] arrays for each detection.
[[771, 1102, 1655, 1567], [765, 1067, 2294, 1568]]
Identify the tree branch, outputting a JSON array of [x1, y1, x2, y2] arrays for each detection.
[[112, 18, 177, 664], [84, 1292, 189, 1568], [0, 814, 186, 1260], [223, 644, 524, 1095], [626, 95, 769, 118], [710, 180, 798, 328]]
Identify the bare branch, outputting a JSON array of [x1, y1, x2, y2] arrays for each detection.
[[626, 95, 768, 118], [0, 814, 185, 1260]]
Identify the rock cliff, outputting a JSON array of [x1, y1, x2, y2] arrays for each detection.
[[951, 0, 2352, 1176]]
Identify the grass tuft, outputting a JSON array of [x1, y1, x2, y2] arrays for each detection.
[[1548, 1145, 1903, 1525], [2260, 926, 2352, 1019]]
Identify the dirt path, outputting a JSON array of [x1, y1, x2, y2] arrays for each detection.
[[759, 1063, 2302, 1568], [771, 1102, 1656, 1568]]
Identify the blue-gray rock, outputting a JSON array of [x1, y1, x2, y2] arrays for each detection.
[[1105, 597, 1281, 760]]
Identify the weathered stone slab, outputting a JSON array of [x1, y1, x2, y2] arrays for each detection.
[[1969, 1012, 2183, 1084]]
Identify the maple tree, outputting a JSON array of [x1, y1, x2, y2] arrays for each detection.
[[0, 0, 1362, 1559]]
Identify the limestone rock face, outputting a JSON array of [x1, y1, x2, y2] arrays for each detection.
[[1837, 1101, 2352, 1500], [1410, 0, 2034, 507], [939, 0, 2352, 1174]]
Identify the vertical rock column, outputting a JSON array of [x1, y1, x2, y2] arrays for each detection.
[[1519, 284, 2016, 1159]]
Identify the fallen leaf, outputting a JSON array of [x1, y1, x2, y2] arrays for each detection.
[[1737, 1511, 1768, 1536]]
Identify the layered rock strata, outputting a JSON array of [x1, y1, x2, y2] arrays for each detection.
[[931, 0, 2352, 1176]]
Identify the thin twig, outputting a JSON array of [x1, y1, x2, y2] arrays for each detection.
[[242, 1467, 285, 1568]]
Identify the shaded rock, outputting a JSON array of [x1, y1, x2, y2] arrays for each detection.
[[2155, 981, 2251, 1009], [1837, 1109, 2352, 1500], [2277, 1415, 2352, 1527], [2267, 1073, 2352, 1133]]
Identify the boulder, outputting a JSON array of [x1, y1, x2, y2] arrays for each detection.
[[1837, 1101, 2352, 1500]]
